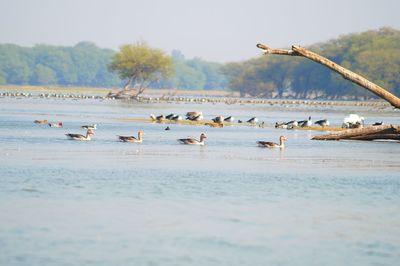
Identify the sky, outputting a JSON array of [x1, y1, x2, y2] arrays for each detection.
[[0, 0, 399, 62]]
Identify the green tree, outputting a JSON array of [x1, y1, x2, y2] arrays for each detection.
[[108, 42, 173, 95]]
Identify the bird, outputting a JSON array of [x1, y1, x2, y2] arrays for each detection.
[[224, 116, 235, 123], [275, 122, 288, 129], [247, 117, 258, 124], [81, 124, 97, 130], [165, 126, 171, 131], [298, 116, 312, 127], [48, 122, 63, 128], [165, 114, 175, 120], [285, 120, 298, 128], [372, 121, 384, 126], [66, 129, 95, 141], [212, 115, 224, 123], [156, 114, 165, 122], [314, 119, 330, 127], [205, 122, 223, 128], [177, 133, 207, 145], [171, 115, 183, 121], [117, 131, 144, 143], [257, 136, 287, 148], [34, 119, 48, 124], [186, 111, 203, 121], [342, 114, 364, 128]]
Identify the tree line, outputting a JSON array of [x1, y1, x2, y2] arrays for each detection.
[[0, 42, 227, 90], [0, 27, 399, 99], [222, 27, 400, 99]]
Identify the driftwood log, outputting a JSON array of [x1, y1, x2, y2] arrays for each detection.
[[256, 43, 400, 109], [312, 125, 400, 141]]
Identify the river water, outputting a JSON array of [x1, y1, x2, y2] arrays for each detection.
[[0, 96, 399, 266]]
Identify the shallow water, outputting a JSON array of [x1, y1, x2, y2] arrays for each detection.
[[1, 97, 400, 266]]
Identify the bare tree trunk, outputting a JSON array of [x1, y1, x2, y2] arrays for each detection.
[[123, 76, 133, 90], [312, 125, 400, 141], [256, 43, 400, 109]]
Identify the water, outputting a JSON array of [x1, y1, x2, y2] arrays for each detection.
[[1, 97, 400, 266]]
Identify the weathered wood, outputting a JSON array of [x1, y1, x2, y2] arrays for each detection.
[[256, 43, 400, 109], [311, 125, 400, 141]]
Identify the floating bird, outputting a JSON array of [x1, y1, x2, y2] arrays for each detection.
[[48, 122, 63, 128], [117, 131, 144, 143], [224, 116, 235, 122], [298, 116, 312, 127], [34, 119, 48, 124], [257, 135, 287, 148], [66, 129, 94, 141], [177, 133, 207, 145], [247, 117, 258, 124], [81, 124, 97, 130], [165, 126, 171, 131], [314, 119, 330, 127]]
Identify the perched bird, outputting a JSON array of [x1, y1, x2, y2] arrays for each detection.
[[156, 114, 165, 122], [165, 114, 175, 120], [314, 119, 330, 127], [224, 116, 235, 123], [150, 114, 157, 121], [177, 133, 207, 145], [34, 119, 48, 124], [186, 111, 203, 121], [212, 115, 224, 123], [247, 117, 258, 124], [238, 120, 243, 123], [342, 114, 364, 128], [66, 129, 94, 141], [298, 116, 312, 127], [285, 120, 298, 128], [48, 122, 63, 128], [372, 121, 384, 126], [275, 122, 288, 129], [171, 115, 183, 121], [117, 131, 144, 143], [81, 124, 97, 130], [257, 136, 288, 148]]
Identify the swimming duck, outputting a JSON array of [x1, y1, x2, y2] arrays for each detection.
[[177, 133, 207, 145], [247, 117, 258, 124], [314, 119, 330, 127], [257, 136, 287, 148], [66, 129, 94, 141], [117, 131, 144, 143], [165, 126, 171, 131], [224, 116, 235, 122], [48, 122, 63, 128], [81, 124, 97, 130], [298, 116, 312, 127], [34, 119, 48, 124]]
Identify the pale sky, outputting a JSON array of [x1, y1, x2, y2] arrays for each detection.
[[0, 0, 399, 62]]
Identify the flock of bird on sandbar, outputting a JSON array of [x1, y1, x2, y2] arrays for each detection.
[[33, 112, 376, 149]]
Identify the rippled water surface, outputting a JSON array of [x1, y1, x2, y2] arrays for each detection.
[[1, 97, 400, 266]]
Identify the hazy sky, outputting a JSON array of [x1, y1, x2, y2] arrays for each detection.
[[1, 0, 399, 62]]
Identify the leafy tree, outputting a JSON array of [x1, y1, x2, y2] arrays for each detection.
[[32, 64, 57, 85], [108, 42, 173, 95]]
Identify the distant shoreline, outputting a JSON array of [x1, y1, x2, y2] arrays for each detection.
[[0, 85, 391, 108]]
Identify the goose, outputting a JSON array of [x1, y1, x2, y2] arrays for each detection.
[[224, 116, 235, 122], [177, 133, 207, 145], [66, 129, 94, 141], [298, 116, 312, 127], [34, 119, 48, 124], [48, 122, 63, 128], [81, 124, 97, 130], [314, 119, 330, 127], [117, 131, 144, 143], [247, 117, 258, 124], [257, 136, 287, 148]]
